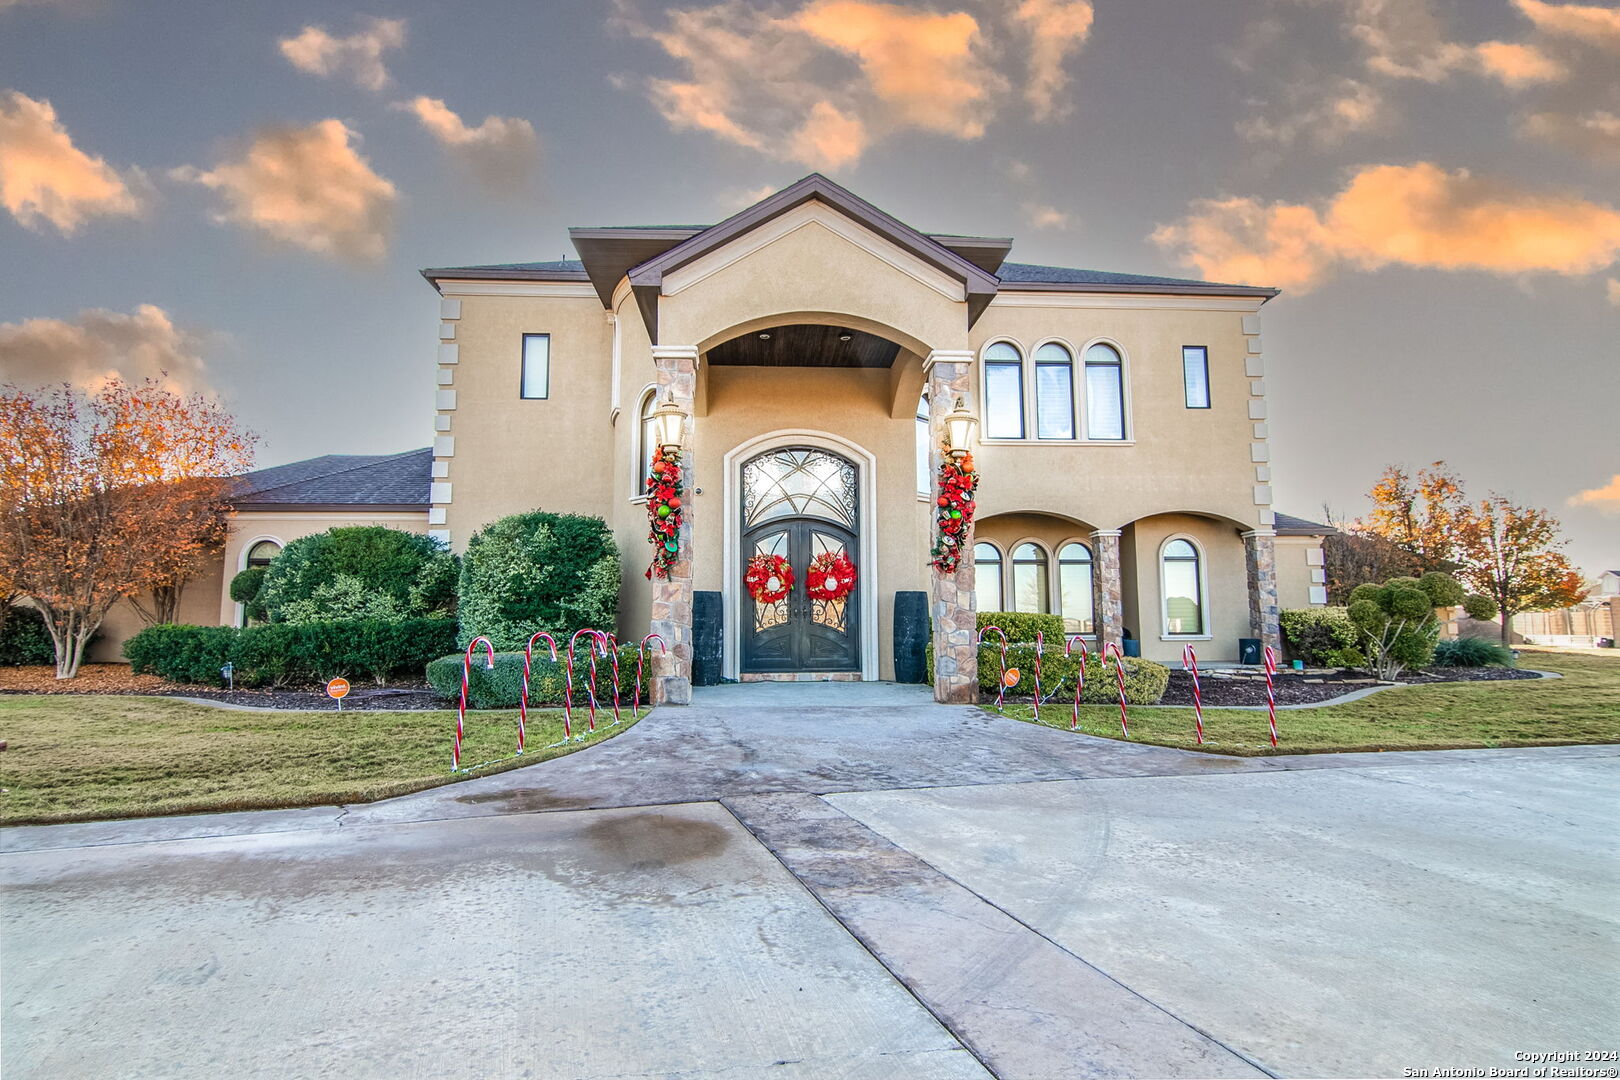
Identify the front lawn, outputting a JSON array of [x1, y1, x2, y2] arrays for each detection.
[[0, 696, 638, 826], [1006, 648, 1619, 755]]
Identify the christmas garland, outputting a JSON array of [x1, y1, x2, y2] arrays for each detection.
[[645, 446, 684, 579], [929, 445, 978, 573], [744, 553, 795, 604], [805, 550, 857, 602]]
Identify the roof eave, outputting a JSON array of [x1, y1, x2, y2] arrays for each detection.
[[998, 280, 1281, 300], [233, 501, 428, 514]]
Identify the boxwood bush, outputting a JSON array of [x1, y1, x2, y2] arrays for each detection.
[[1279, 607, 1362, 667], [456, 511, 620, 649], [928, 643, 1169, 704], [426, 642, 649, 709], [977, 611, 1065, 643], [123, 618, 456, 687], [0, 605, 59, 666], [259, 526, 458, 624]]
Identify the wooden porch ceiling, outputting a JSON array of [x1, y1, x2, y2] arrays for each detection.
[[705, 324, 902, 368]]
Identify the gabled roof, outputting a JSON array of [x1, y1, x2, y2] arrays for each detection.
[[232, 449, 431, 512], [998, 262, 1277, 297], [1273, 512, 1337, 536]]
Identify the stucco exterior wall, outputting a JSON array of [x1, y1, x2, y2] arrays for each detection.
[[1124, 513, 1251, 664], [1275, 534, 1329, 610]]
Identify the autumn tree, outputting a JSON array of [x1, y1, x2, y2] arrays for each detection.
[[1453, 494, 1588, 644], [1360, 462, 1465, 573], [0, 380, 255, 678]]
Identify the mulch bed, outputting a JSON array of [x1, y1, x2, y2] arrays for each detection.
[[0, 664, 450, 711], [991, 664, 1542, 707]]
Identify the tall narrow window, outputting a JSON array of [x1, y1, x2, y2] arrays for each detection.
[[915, 391, 930, 495], [1011, 543, 1050, 613], [637, 389, 659, 493], [1058, 542, 1094, 634], [1084, 343, 1125, 440], [974, 542, 1004, 612], [1183, 346, 1210, 409], [521, 333, 550, 399], [1034, 342, 1075, 439], [1161, 538, 1204, 635], [983, 342, 1024, 439]]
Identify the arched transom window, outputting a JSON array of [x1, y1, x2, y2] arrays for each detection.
[[1161, 538, 1204, 635], [245, 539, 281, 568], [742, 448, 857, 529]]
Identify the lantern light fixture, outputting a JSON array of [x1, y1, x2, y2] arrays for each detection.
[[651, 392, 688, 454], [943, 396, 978, 459]]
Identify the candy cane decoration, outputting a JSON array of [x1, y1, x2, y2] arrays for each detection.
[[1064, 635, 1089, 730], [599, 631, 624, 724], [1032, 630, 1045, 714], [569, 628, 603, 732], [1104, 641, 1129, 738], [977, 625, 1010, 710], [635, 633, 667, 716], [453, 636, 497, 772], [522, 632, 559, 745], [1182, 643, 1205, 746], [1262, 644, 1280, 747]]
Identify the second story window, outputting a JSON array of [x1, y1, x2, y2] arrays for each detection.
[[983, 341, 1024, 439], [1084, 343, 1125, 440], [915, 391, 930, 495], [521, 333, 550, 399], [1034, 342, 1075, 440], [636, 388, 659, 494], [1183, 346, 1210, 408]]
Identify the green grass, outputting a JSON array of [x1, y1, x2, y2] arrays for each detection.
[[0, 696, 639, 826], [1002, 648, 1620, 756]]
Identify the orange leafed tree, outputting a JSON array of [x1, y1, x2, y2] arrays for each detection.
[[1453, 494, 1587, 644], [0, 380, 255, 678], [1361, 462, 1465, 573]]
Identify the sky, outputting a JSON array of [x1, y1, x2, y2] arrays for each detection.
[[0, 0, 1616, 576]]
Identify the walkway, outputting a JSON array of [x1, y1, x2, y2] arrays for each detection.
[[4, 692, 1616, 1078]]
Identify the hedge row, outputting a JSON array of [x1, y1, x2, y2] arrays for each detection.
[[123, 618, 457, 687], [0, 606, 58, 666], [976, 611, 1065, 644], [927, 643, 1169, 704], [426, 644, 651, 709]]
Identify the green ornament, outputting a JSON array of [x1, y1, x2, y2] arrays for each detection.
[[657, 504, 671, 518], [665, 539, 679, 552], [950, 508, 962, 519]]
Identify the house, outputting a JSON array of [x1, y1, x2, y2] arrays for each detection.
[[91, 175, 1333, 697]]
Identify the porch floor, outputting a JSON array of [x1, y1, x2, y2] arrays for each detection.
[[693, 679, 932, 707]]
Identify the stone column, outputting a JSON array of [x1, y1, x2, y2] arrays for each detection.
[[1089, 529, 1124, 649], [926, 350, 977, 704], [649, 345, 699, 705], [1243, 529, 1281, 655]]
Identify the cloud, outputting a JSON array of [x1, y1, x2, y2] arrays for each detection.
[[1152, 162, 1620, 292], [1609, 277, 1620, 304], [1010, 0, 1093, 121], [1024, 202, 1071, 230], [396, 96, 538, 189], [1237, 79, 1387, 147], [171, 119, 396, 261], [1474, 40, 1569, 85], [1569, 474, 1620, 513], [0, 304, 207, 392], [1514, 0, 1620, 51], [1346, 0, 1473, 82], [786, 100, 868, 171], [0, 90, 144, 234], [1521, 109, 1620, 161], [278, 16, 406, 92]]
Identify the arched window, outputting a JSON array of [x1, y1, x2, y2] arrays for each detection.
[[1058, 542, 1094, 634], [1084, 343, 1126, 440], [982, 341, 1024, 439], [1011, 542, 1049, 613], [636, 388, 659, 495], [1034, 342, 1074, 440], [1161, 538, 1204, 635], [915, 391, 930, 495], [245, 539, 281, 568], [974, 542, 1004, 612]]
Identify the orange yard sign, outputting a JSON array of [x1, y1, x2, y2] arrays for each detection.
[[1002, 668, 1020, 687], [326, 677, 351, 700]]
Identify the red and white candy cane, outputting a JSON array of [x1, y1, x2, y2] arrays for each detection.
[[1183, 643, 1205, 745], [521, 632, 559, 745], [635, 633, 667, 716], [977, 625, 1009, 709], [453, 636, 497, 772], [1104, 641, 1130, 737], [1262, 644, 1280, 747], [1032, 630, 1045, 713], [599, 631, 624, 724], [1065, 635, 1090, 730], [568, 628, 605, 733]]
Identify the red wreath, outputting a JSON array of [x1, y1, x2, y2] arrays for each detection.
[[805, 551, 857, 602], [744, 553, 795, 604]]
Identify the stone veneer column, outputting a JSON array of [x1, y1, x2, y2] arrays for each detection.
[[649, 345, 699, 705], [1089, 529, 1124, 649], [1243, 529, 1281, 655], [926, 350, 978, 704]]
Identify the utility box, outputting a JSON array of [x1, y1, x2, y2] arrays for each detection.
[[1239, 637, 1262, 664]]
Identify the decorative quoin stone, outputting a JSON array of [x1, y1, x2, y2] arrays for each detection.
[[926, 350, 977, 704], [1243, 529, 1281, 654], [1090, 529, 1124, 649], [649, 345, 699, 705]]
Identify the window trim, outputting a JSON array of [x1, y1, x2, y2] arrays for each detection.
[[1158, 533, 1210, 640], [1008, 538, 1053, 615], [973, 540, 1006, 613], [1079, 337, 1130, 441], [630, 384, 658, 502], [979, 338, 1027, 441], [520, 332, 551, 400], [1031, 338, 1077, 441], [1182, 345, 1211, 410], [1056, 537, 1096, 636]]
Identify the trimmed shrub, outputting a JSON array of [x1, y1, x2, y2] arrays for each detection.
[[229, 568, 268, 623], [426, 643, 649, 709], [123, 618, 457, 687], [456, 512, 620, 649], [0, 606, 58, 666], [1433, 637, 1515, 667], [1345, 571, 1495, 680], [1462, 593, 1499, 621], [259, 526, 457, 623], [927, 643, 1169, 704], [977, 610, 1065, 643], [1279, 607, 1359, 667]]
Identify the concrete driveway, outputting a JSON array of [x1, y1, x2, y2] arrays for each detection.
[[4, 689, 1617, 1079]]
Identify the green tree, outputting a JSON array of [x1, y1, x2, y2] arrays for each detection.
[[259, 526, 456, 623], [1346, 571, 1496, 680], [457, 511, 620, 649]]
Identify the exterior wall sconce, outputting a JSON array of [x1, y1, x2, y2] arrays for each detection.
[[651, 392, 689, 453], [943, 396, 978, 459]]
